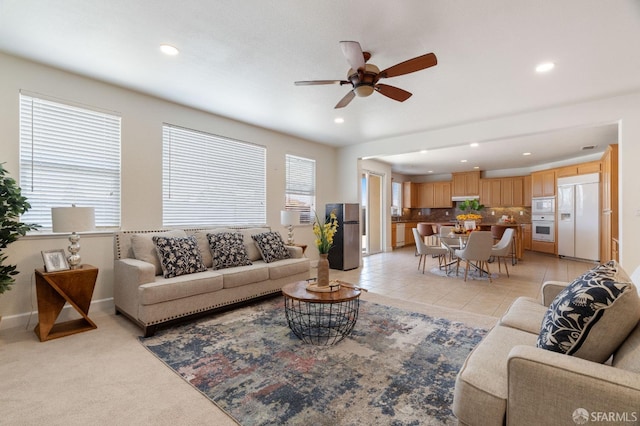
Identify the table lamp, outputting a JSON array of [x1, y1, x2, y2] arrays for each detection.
[[280, 210, 300, 244], [52, 205, 95, 269]]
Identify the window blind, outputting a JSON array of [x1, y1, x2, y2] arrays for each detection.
[[162, 124, 266, 226], [19, 94, 121, 229], [285, 154, 316, 224]]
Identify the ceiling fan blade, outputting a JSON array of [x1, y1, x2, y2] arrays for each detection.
[[335, 90, 356, 109], [294, 80, 346, 86], [379, 53, 437, 79], [340, 41, 365, 71], [375, 84, 412, 102]]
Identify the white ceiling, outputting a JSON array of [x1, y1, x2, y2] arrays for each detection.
[[1, 0, 639, 174]]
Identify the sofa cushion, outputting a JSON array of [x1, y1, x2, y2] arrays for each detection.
[[218, 263, 270, 289], [241, 227, 271, 261], [453, 325, 538, 425], [537, 260, 640, 363], [267, 257, 310, 280], [251, 231, 291, 263], [131, 230, 187, 276], [207, 232, 252, 270], [612, 322, 640, 374], [152, 235, 207, 278], [139, 271, 224, 305], [194, 228, 233, 268], [499, 297, 548, 334]]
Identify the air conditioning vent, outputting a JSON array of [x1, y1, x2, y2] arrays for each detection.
[[581, 145, 597, 150]]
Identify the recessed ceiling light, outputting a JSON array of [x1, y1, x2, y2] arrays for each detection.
[[470, 143, 479, 148], [523, 152, 532, 156], [428, 170, 434, 173], [460, 159, 467, 163], [420, 150, 428, 154], [160, 44, 179, 55], [334, 117, 344, 124], [535, 62, 555, 73], [473, 166, 480, 169]]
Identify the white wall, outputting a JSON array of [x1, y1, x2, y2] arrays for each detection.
[[0, 53, 338, 324], [338, 92, 640, 273]]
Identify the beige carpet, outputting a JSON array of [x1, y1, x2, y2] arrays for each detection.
[[0, 293, 497, 425]]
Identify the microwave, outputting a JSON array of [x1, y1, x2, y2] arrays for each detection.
[[532, 197, 555, 214]]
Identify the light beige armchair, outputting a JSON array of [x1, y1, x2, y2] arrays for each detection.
[[453, 265, 640, 426]]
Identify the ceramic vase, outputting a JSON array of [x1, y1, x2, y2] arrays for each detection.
[[317, 254, 330, 287]]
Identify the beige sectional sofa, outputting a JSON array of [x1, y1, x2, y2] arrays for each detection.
[[114, 227, 310, 336], [453, 263, 640, 426]]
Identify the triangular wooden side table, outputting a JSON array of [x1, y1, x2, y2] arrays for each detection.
[[34, 265, 99, 342]]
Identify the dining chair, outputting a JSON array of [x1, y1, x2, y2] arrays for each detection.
[[412, 228, 449, 274], [417, 223, 436, 245], [454, 231, 494, 282], [491, 228, 515, 277]]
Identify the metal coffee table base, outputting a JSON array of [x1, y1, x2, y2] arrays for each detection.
[[284, 296, 359, 345]]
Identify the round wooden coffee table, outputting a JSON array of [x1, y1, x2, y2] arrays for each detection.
[[282, 280, 361, 345]]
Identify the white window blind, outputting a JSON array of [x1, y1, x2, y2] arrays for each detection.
[[163, 124, 266, 226], [19, 94, 121, 229], [285, 154, 316, 224]]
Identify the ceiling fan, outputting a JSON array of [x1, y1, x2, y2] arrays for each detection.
[[294, 41, 437, 109]]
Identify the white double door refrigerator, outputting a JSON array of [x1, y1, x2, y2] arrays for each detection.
[[557, 173, 600, 262]]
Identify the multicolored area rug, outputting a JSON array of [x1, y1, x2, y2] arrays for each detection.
[[140, 296, 487, 426]]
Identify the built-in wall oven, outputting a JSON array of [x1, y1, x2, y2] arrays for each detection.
[[532, 214, 555, 242]]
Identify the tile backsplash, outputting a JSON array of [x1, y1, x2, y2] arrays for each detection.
[[399, 205, 532, 224]]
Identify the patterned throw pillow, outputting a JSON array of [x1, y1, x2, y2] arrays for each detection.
[[152, 235, 207, 278], [537, 260, 640, 362], [251, 231, 291, 263], [207, 232, 252, 270]]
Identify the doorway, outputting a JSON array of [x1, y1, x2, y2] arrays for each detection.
[[362, 171, 384, 255]]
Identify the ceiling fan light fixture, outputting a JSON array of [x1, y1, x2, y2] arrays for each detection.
[[354, 85, 375, 97]]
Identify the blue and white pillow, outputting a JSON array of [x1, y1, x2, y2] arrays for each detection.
[[537, 260, 640, 362], [251, 232, 291, 263], [207, 232, 252, 270], [152, 235, 207, 278]]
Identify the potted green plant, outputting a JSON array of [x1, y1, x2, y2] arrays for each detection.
[[456, 199, 485, 224], [0, 163, 38, 294]]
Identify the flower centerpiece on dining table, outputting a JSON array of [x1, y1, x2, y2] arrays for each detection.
[[456, 198, 485, 230], [313, 209, 339, 288]]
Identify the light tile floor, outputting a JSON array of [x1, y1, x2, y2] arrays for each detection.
[[328, 247, 595, 317]]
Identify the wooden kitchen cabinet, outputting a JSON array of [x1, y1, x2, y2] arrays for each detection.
[[531, 170, 556, 197], [600, 144, 618, 262], [403, 182, 417, 208], [433, 182, 452, 207], [522, 224, 532, 250], [391, 223, 397, 249], [531, 240, 556, 255], [523, 175, 532, 206], [452, 171, 480, 197], [417, 183, 434, 208], [416, 182, 452, 208], [511, 177, 524, 206], [480, 177, 524, 207], [578, 161, 601, 175]]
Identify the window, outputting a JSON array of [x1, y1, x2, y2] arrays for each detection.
[[285, 154, 316, 224], [391, 181, 402, 216], [162, 124, 266, 226], [19, 93, 121, 229]]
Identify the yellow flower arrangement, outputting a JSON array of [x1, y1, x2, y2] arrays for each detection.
[[456, 213, 483, 221], [313, 210, 339, 254]]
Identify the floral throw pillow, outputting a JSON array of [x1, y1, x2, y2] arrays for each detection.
[[152, 235, 207, 278], [537, 260, 640, 362], [251, 231, 291, 263], [207, 232, 252, 270]]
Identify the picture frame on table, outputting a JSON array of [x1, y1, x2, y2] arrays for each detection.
[[42, 249, 70, 272]]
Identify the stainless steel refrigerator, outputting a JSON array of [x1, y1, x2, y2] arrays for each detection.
[[326, 203, 360, 270], [557, 173, 600, 261]]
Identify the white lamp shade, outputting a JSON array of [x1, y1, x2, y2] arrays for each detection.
[[51, 207, 95, 233], [280, 210, 300, 226]]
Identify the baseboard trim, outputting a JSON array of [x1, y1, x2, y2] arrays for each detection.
[[0, 297, 115, 331]]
